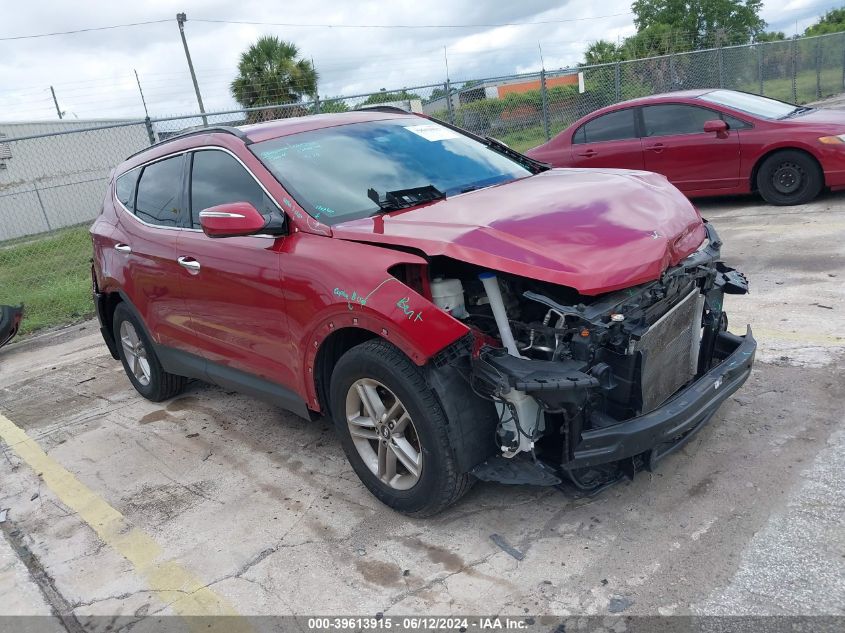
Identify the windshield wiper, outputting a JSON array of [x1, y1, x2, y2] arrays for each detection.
[[367, 184, 445, 213], [782, 106, 814, 118], [483, 136, 551, 173]]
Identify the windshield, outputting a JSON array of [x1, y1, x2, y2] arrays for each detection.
[[698, 90, 797, 119], [251, 118, 531, 224]]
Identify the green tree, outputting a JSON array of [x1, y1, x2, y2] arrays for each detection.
[[632, 0, 766, 48], [318, 98, 350, 113], [583, 40, 623, 65], [361, 89, 422, 105], [756, 30, 786, 42], [231, 36, 318, 109], [804, 8, 845, 36]]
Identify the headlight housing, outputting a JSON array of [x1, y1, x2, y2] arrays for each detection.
[[818, 134, 845, 144]]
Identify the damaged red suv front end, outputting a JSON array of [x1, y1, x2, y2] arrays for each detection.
[[92, 110, 755, 515]]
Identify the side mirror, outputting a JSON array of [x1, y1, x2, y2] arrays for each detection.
[[199, 202, 268, 238], [704, 119, 729, 138]]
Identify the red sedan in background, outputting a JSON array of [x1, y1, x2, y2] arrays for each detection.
[[525, 89, 845, 205]]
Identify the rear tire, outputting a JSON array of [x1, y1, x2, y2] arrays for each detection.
[[329, 339, 472, 516], [113, 303, 187, 402], [756, 150, 822, 205]]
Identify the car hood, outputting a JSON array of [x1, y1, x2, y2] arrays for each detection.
[[786, 107, 845, 127], [330, 168, 706, 295]]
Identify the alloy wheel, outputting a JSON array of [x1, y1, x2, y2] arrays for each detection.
[[345, 378, 422, 490], [119, 320, 151, 386]]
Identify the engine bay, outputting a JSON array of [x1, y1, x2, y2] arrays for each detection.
[[416, 224, 750, 489]]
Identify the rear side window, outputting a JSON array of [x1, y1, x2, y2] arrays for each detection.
[[642, 104, 716, 137], [135, 156, 184, 227], [576, 109, 637, 144], [190, 150, 275, 228], [115, 168, 139, 210]]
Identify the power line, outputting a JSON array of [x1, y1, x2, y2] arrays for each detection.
[[189, 13, 634, 29], [0, 19, 171, 42]]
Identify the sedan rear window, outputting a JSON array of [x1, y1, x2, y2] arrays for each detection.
[[574, 109, 638, 144], [251, 118, 531, 224], [698, 90, 795, 119]]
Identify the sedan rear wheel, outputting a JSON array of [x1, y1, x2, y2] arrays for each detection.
[[757, 150, 822, 205]]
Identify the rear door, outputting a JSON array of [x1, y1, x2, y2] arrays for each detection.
[[569, 108, 644, 170], [112, 154, 194, 348], [175, 148, 296, 389], [640, 104, 741, 191]]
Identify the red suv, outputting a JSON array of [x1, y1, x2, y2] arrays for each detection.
[[91, 109, 756, 516]]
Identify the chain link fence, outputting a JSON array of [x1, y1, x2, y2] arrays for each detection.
[[2, 30, 845, 335]]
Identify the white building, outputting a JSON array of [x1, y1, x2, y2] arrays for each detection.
[[0, 119, 150, 241]]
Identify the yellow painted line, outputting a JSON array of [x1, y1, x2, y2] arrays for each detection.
[[0, 413, 251, 632]]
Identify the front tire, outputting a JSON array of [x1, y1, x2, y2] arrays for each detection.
[[113, 303, 187, 402], [329, 339, 471, 516], [756, 150, 822, 206]]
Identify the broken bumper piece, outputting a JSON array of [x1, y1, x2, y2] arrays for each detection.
[[470, 327, 756, 487], [566, 326, 756, 471]]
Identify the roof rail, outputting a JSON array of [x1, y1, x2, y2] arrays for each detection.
[[354, 105, 416, 115], [125, 125, 250, 161]]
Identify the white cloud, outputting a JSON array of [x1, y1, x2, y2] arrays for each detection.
[[0, 0, 834, 121]]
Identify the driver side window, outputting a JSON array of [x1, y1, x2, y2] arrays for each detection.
[[189, 150, 277, 229]]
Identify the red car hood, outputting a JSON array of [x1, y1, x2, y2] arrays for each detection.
[[792, 107, 845, 126], [330, 168, 706, 295]]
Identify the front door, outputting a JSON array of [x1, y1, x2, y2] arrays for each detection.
[[640, 104, 741, 191], [175, 149, 296, 389]]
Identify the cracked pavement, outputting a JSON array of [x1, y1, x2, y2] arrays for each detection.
[[0, 192, 844, 626]]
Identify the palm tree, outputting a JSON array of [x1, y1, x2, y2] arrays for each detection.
[[231, 36, 318, 120]]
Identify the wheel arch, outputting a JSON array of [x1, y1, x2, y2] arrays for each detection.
[[750, 146, 825, 192], [312, 326, 380, 416]]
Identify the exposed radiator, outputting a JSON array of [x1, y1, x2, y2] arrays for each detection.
[[632, 289, 704, 414]]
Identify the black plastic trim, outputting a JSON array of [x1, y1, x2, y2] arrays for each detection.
[[564, 326, 756, 470], [153, 344, 312, 420]]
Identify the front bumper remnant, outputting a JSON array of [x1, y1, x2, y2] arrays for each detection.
[[565, 326, 756, 471]]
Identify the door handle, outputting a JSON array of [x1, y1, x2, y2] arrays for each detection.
[[114, 243, 131, 254], [577, 149, 598, 157], [177, 256, 201, 274], [645, 143, 665, 153]]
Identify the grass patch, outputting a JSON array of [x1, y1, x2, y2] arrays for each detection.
[[739, 68, 843, 104], [0, 225, 94, 334], [499, 125, 550, 153]]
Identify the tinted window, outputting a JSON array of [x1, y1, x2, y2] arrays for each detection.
[[190, 151, 275, 228], [252, 118, 531, 224], [642, 104, 716, 137], [135, 157, 184, 227], [115, 168, 139, 210], [577, 109, 637, 144]]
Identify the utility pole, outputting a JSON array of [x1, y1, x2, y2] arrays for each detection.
[[134, 69, 150, 118], [50, 86, 62, 119], [176, 13, 207, 126], [443, 47, 454, 124]]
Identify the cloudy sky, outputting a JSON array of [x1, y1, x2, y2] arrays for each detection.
[[0, 0, 838, 121]]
